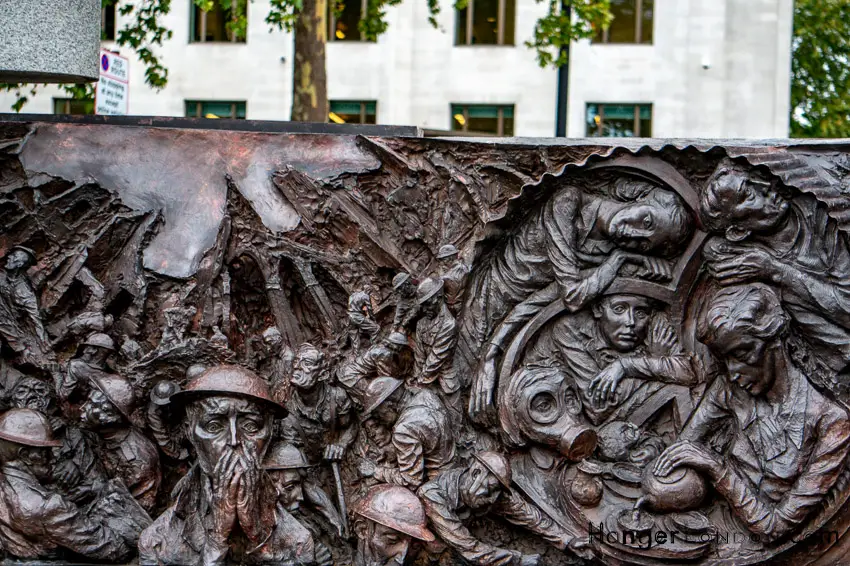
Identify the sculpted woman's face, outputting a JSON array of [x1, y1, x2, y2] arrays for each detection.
[[607, 202, 682, 253], [710, 330, 777, 396]]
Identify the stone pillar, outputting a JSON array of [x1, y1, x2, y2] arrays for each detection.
[[0, 0, 100, 83]]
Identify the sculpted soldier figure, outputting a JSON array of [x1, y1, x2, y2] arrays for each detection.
[[526, 293, 697, 426], [0, 408, 133, 561], [413, 278, 461, 418], [346, 290, 380, 354], [9, 375, 61, 430], [80, 374, 161, 512], [0, 246, 51, 366], [653, 284, 850, 542], [392, 273, 419, 331], [58, 332, 117, 404], [283, 343, 356, 464], [700, 159, 850, 376], [139, 365, 318, 565], [358, 377, 456, 489], [263, 441, 340, 564], [465, 180, 694, 421], [436, 244, 470, 317], [339, 331, 409, 404], [418, 452, 543, 566], [353, 483, 435, 566], [256, 326, 294, 403]]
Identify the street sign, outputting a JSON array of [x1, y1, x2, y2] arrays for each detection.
[[95, 49, 129, 115]]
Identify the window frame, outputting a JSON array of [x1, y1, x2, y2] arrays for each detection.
[[328, 0, 373, 42], [189, 1, 247, 44], [53, 98, 95, 115], [450, 104, 515, 136], [585, 103, 652, 137], [185, 100, 248, 119], [101, 2, 117, 41], [594, 0, 653, 44], [328, 100, 378, 124], [455, 0, 514, 46]]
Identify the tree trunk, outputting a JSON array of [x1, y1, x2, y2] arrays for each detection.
[[291, 0, 329, 122]]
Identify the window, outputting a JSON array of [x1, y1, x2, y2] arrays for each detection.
[[53, 98, 95, 115], [328, 101, 377, 124], [455, 0, 515, 45], [190, 1, 247, 43], [586, 103, 652, 137], [451, 104, 514, 136], [185, 100, 247, 119], [102, 2, 116, 41], [593, 0, 653, 44], [328, 0, 369, 41]]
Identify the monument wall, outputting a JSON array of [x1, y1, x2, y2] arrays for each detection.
[[1, 118, 850, 565]]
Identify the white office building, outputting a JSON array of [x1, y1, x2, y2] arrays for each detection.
[[0, 0, 793, 138]]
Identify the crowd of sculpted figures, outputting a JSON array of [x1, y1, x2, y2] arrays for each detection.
[[2, 146, 850, 566]]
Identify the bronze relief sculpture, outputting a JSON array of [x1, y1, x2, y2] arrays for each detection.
[[2, 117, 850, 564]]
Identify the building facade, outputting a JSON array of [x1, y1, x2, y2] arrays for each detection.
[[0, 0, 793, 138]]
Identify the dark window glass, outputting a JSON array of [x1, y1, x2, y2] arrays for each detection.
[[455, 0, 515, 45], [471, 0, 498, 44], [586, 103, 652, 137], [53, 98, 95, 115], [185, 101, 247, 119], [451, 104, 514, 136], [191, 1, 247, 43], [329, 0, 363, 41], [593, 0, 652, 44], [328, 101, 377, 124], [641, 0, 653, 44], [102, 3, 116, 41]]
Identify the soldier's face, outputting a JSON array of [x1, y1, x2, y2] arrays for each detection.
[[596, 295, 652, 352], [420, 295, 440, 318], [4, 250, 30, 271], [359, 521, 411, 566], [271, 469, 304, 511], [263, 332, 282, 354], [12, 378, 51, 412], [461, 461, 503, 510], [20, 447, 51, 480], [291, 353, 320, 390], [186, 396, 272, 475], [81, 390, 123, 428]]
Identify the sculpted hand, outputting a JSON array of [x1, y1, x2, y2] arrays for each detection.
[[631, 255, 673, 282], [236, 451, 266, 542], [210, 450, 242, 543], [53, 458, 82, 488], [708, 246, 782, 285], [653, 441, 723, 481], [588, 361, 625, 407], [324, 443, 345, 461], [358, 459, 377, 477], [469, 348, 498, 423]]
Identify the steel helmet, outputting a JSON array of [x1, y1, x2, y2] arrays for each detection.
[[416, 278, 444, 305], [150, 380, 180, 406], [355, 484, 435, 542], [83, 332, 116, 351], [170, 364, 287, 417], [435, 244, 459, 260], [262, 441, 312, 470], [387, 331, 408, 346], [0, 409, 61, 447], [472, 451, 512, 490], [90, 374, 136, 420], [361, 376, 403, 417], [392, 272, 412, 290]]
